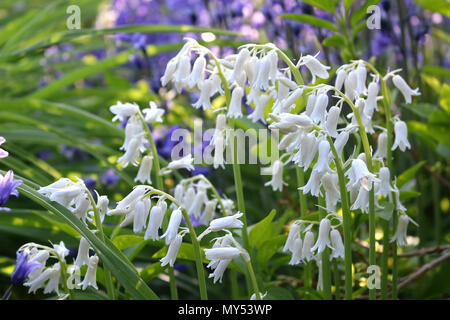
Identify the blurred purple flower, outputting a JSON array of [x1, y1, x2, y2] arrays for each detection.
[[0, 170, 22, 211], [11, 251, 41, 285], [61, 146, 89, 162], [37, 149, 52, 161], [100, 169, 121, 187]]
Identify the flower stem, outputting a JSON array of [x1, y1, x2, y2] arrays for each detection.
[[243, 255, 261, 300], [333, 259, 341, 300], [327, 136, 353, 299]]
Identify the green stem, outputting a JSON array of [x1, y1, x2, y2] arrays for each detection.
[[230, 269, 239, 299], [86, 190, 115, 300], [327, 136, 353, 299], [243, 255, 261, 300], [168, 267, 178, 300], [146, 189, 208, 300], [319, 195, 332, 299], [333, 260, 341, 300]]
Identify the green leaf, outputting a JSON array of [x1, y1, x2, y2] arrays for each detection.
[[249, 209, 276, 248], [257, 235, 287, 266], [351, 0, 381, 26], [416, 0, 450, 16], [397, 161, 426, 189], [375, 201, 394, 221], [402, 103, 438, 119], [265, 286, 295, 300], [399, 191, 421, 201], [113, 235, 146, 250], [300, 0, 336, 13], [280, 14, 338, 32], [323, 34, 346, 47], [13, 175, 159, 300]]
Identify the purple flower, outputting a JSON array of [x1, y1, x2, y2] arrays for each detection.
[[0, 137, 8, 159], [37, 150, 52, 161], [11, 251, 42, 285], [0, 170, 23, 211], [61, 145, 89, 162], [100, 169, 121, 187]]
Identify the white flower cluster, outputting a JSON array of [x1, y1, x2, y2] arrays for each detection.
[[283, 218, 345, 267], [19, 240, 99, 296]]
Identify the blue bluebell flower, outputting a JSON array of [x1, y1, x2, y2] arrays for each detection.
[[11, 251, 42, 285], [0, 170, 23, 211]]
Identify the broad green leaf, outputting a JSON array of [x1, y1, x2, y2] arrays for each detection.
[[113, 235, 146, 250], [257, 234, 287, 266], [249, 209, 276, 248], [300, 0, 336, 13], [397, 161, 426, 189], [323, 34, 346, 47], [399, 190, 421, 201], [265, 286, 295, 300], [280, 14, 338, 32], [375, 201, 394, 221], [416, 0, 450, 16], [13, 175, 159, 300]]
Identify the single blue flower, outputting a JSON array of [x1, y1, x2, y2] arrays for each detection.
[[11, 251, 42, 285], [100, 169, 121, 188], [0, 170, 23, 211]]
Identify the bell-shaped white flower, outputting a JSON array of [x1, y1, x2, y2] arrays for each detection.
[[325, 106, 340, 137], [24, 266, 54, 294], [288, 238, 303, 265], [110, 101, 139, 122], [365, 81, 379, 118], [310, 93, 328, 124], [231, 48, 250, 82], [173, 183, 184, 204], [166, 154, 195, 172], [313, 140, 331, 174], [74, 237, 91, 267], [351, 185, 370, 213], [42, 263, 61, 295], [295, 132, 318, 169], [174, 55, 191, 93], [253, 55, 271, 90], [193, 79, 214, 110], [392, 120, 411, 152], [376, 167, 396, 197], [322, 172, 340, 212], [302, 55, 330, 83], [311, 218, 332, 254], [344, 69, 358, 101], [81, 256, 99, 290], [305, 93, 316, 116], [161, 57, 178, 86], [334, 69, 346, 91], [245, 55, 259, 86], [161, 208, 183, 245], [96, 195, 109, 223], [264, 160, 287, 192], [300, 169, 324, 197], [392, 75, 420, 104], [209, 212, 243, 231], [346, 158, 379, 191], [188, 189, 207, 218], [187, 55, 206, 89], [355, 61, 367, 95], [110, 185, 149, 214], [390, 215, 413, 246], [269, 113, 313, 133], [281, 88, 303, 111], [334, 131, 349, 159], [71, 193, 90, 223], [209, 259, 231, 283], [374, 131, 388, 159], [283, 222, 300, 252], [121, 115, 143, 151], [118, 135, 144, 168], [182, 186, 196, 211], [227, 86, 244, 118], [202, 199, 217, 224], [213, 134, 225, 169], [204, 247, 240, 261], [132, 200, 147, 233], [47, 184, 83, 208], [53, 241, 69, 261], [144, 203, 166, 240], [248, 94, 270, 123], [142, 101, 165, 124], [302, 231, 315, 262], [135, 155, 153, 184], [160, 234, 183, 267], [330, 229, 345, 259]]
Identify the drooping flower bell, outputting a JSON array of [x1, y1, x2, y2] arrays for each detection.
[[142, 101, 165, 124], [392, 120, 411, 152], [160, 234, 183, 267], [325, 106, 341, 138], [135, 155, 153, 184], [311, 218, 332, 254], [392, 75, 420, 104], [310, 93, 328, 124], [313, 140, 331, 174], [376, 167, 396, 197], [302, 231, 315, 262], [248, 94, 270, 123], [81, 256, 99, 290], [288, 237, 303, 265], [264, 160, 287, 192], [227, 86, 244, 118], [74, 237, 91, 268], [187, 55, 206, 89], [165, 154, 195, 173], [161, 208, 183, 245], [283, 222, 300, 253], [144, 201, 167, 240], [11, 251, 42, 285], [390, 215, 414, 246], [301, 55, 330, 83], [374, 131, 388, 159], [346, 158, 379, 191], [204, 247, 240, 261], [330, 229, 345, 259], [209, 212, 243, 231], [110, 101, 139, 122]]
